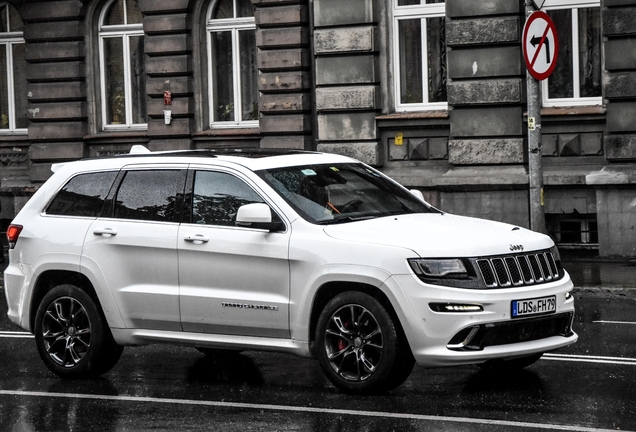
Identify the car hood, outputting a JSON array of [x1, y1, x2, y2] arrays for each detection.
[[322, 213, 553, 257]]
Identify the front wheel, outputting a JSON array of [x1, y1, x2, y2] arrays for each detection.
[[34, 284, 123, 378], [315, 291, 414, 394]]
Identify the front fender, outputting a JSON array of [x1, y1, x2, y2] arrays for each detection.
[[290, 264, 414, 344]]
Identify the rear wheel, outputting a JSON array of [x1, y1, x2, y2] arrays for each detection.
[[315, 291, 414, 394], [34, 284, 123, 378]]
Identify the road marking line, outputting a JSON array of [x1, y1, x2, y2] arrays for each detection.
[[544, 353, 636, 366], [0, 331, 33, 338], [593, 320, 636, 325], [0, 389, 629, 432]]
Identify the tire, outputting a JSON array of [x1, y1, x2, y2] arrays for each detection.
[[315, 291, 414, 394], [478, 353, 543, 372], [34, 284, 123, 378]]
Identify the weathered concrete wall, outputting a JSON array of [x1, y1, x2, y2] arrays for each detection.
[[253, 0, 312, 150], [604, 1, 636, 160], [141, 0, 193, 150], [23, 0, 89, 181], [446, 0, 525, 165], [313, 0, 380, 165], [440, 189, 530, 228], [596, 188, 636, 257]]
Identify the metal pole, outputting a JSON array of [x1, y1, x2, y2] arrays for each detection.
[[525, 1, 547, 234]]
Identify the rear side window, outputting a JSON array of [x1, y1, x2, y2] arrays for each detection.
[[114, 170, 185, 222], [46, 171, 118, 217]]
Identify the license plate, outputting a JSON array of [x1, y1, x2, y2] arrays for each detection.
[[511, 295, 556, 318]]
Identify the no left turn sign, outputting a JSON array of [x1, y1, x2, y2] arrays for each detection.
[[523, 11, 559, 81]]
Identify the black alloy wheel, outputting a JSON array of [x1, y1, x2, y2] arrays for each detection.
[[34, 284, 123, 378], [315, 291, 414, 394]]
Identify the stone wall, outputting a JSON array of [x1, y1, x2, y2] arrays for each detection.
[[140, 0, 193, 151], [23, 0, 88, 181], [313, 0, 381, 165], [603, 0, 636, 160], [589, 0, 636, 256], [253, 0, 313, 150], [446, 0, 525, 165]]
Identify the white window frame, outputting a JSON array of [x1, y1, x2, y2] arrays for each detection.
[[0, 3, 26, 135], [206, 1, 258, 129], [98, 0, 147, 131], [541, 0, 602, 107], [392, 1, 447, 112]]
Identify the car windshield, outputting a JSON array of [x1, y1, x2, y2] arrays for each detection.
[[257, 163, 439, 224]]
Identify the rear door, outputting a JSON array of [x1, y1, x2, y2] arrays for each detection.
[[82, 166, 187, 331], [178, 168, 291, 338]]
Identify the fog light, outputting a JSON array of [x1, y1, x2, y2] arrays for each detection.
[[430, 303, 483, 313], [565, 291, 573, 300]]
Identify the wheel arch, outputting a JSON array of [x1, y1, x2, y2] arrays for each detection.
[[30, 270, 101, 330], [308, 281, 410, 352]]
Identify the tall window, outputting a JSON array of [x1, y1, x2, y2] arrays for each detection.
[[542, 0, 601, 107], [393, 0, 447, 112], [207, 0, 258, 128], [98, 0, 147, 130], [0, 3, 27, 134]]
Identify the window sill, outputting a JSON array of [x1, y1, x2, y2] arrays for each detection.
[[193, 128, 261, 138], [377, 110, 449, 120], [540, 106, 605, 116], [0, 134, 30, 144]]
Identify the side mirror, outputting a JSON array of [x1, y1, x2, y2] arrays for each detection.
[[410, 189, 429, 205], [235, 203, 284, 231]]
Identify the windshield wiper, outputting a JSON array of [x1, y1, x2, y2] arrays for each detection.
[[317, 215, 377, 225]]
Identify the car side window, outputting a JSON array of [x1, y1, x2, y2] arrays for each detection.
[[46, 171, 118, 217], [192, 171, 264, 226], [114, 170, 185, 222]]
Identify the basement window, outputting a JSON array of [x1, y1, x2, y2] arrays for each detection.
[[546, 213, 598, 250]]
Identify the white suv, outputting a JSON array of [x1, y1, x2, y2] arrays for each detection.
[[4, 148, 577, 393]]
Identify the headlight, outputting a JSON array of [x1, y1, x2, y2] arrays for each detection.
[[408, 258, 468, 278]]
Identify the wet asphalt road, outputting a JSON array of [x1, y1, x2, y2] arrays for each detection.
[[1, 260, 635, 431]]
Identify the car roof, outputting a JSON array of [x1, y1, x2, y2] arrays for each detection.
[[51, 148, 360, 174]]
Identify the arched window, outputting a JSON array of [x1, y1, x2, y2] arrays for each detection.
[[0, 3, 27, 133], [206, 0, 258, 128], [98, 0, 146, 130]]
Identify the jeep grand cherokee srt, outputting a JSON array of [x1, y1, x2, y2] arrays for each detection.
[[4, 147, 577, 393]]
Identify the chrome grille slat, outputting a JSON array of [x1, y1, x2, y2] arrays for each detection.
[[476, 250, 561, 289]]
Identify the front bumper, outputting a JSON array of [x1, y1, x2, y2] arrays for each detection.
[[389, 272, 578, 367]]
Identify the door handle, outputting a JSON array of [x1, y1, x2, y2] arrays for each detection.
[[93, 228, 117, 237], [184, 235, 209, 245]]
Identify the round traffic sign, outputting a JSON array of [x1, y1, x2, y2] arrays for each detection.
[[523, 11, 559, 81]]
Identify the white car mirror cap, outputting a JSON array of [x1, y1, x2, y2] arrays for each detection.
[[236, 203, 283, 231], [410, 189, 429, 205], [236, 203, 272, 224]]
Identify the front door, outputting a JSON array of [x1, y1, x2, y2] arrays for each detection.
[[178, 169, 290, 338]]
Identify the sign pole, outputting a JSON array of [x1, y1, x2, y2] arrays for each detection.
[[525, 1, 547, 234]]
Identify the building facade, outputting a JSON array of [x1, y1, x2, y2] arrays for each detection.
[[0, 0, 635, 257]]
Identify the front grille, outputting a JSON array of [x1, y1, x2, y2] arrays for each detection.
[[448, 312, 574, 351], [477, 250, 561, 288]]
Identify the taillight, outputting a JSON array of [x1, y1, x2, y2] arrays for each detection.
[[7, 224, 23, 249]]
